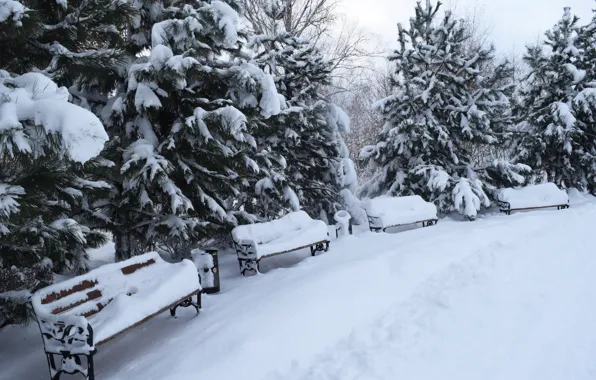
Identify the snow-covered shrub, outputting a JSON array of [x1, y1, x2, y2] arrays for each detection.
[[0, 264, 53, 327], [452, 178, 491, 220], [339, 189, 368, 226]]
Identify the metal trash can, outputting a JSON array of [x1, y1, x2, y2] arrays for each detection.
[[334, 210, 353, 238], [191, 248, 220, 294]]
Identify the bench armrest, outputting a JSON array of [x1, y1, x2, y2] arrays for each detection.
[[234, 239, 257, 248], [234, 239, 258, 259], [497, 200, 511, 211], [35, 311, 95, 355], [366, 213, 383, 230]]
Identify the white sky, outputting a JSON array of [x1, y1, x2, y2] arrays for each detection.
[[340, 0, 594, 56]]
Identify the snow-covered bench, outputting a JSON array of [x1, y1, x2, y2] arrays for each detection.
[[362, 195, 438, 232], [31, 252, 201, 380], [497, 183, 569, 215], [232, 211, 330, 276]]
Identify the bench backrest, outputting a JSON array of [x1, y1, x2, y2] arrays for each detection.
[[498, 183, 568, 207], [232, 211, 318, 245], [31, 252, 167, 319], [362, 195, 434, 216]]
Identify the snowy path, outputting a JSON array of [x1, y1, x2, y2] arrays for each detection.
[[268, 206, 596, 380], [2, 201, 596, 380]]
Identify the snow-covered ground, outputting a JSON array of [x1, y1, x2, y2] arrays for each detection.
[[2, 195, 596, 380]]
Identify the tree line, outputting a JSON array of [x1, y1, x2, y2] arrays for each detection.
[[1, 0, 595, 327], [353, 1, 596, 220], [0, 0, 355, 326]]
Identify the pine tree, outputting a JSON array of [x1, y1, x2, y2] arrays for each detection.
[[581, 7, 596, 75], [248, 0, 353, 223], [0, 0, 142, 268], [573, 7, 596, 191], [0, 0, 137, 107], [360, 0, 525, 220], [0, 1, 113, 326], [514, 7, 596, 191], [0, 70, 109, 326], [99, 0, 286, 260]]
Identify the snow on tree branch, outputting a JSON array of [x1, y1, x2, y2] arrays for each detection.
[[0, 72, 108, 163]]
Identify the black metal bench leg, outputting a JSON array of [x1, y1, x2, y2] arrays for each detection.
[[367, 215, 383, 233], [46, 353, 58, 380], [170, 295, 200, 317], [237, 257, 259, 276], [39, 320, 96, 380], [310, 242, 329, 256], [45, 352, 95, 380], [88, 354, 95, 380], [235, 242, 259, 276]]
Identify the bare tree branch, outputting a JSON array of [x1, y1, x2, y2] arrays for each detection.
[[242, 0, 381, 87]]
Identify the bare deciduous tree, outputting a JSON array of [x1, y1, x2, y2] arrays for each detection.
[[243, 0, 339, 38], [242, 0, 381, 89], [333, 61, 393, 180]]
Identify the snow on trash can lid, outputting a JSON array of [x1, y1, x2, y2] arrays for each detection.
[[334, 210, 351, 223], [190, 249, 214, 269]]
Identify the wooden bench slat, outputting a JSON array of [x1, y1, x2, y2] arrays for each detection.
[[41, 280, 98, 305], [383, 218, 438, 230], [507, 204, 568, 212], [51, 289, 103, 315], [259, 239, 330, 261], [121, 258, 156, 275], [81, 300, 110, 319]]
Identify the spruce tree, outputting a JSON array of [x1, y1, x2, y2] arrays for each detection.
[[0, 0, 142, 267], [573, 7, 596, 191], [0, 0, 137, 106], [0, 69, 109, 326], [514, 7, 596, 191], [360, 0, 525, 220], [248, 0, 353, 223], [100, 0, 285, 260], [0, 2, 113, 325]]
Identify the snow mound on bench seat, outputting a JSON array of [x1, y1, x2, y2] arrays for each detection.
[[232, 211, 328, 258], [32, 252, 200, 344], [498, 183, 569, 210], [362, 195, 438, 227]]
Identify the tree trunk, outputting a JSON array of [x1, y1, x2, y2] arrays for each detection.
[[284, 0, 292, 32], [114, 231, 133, 262]]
